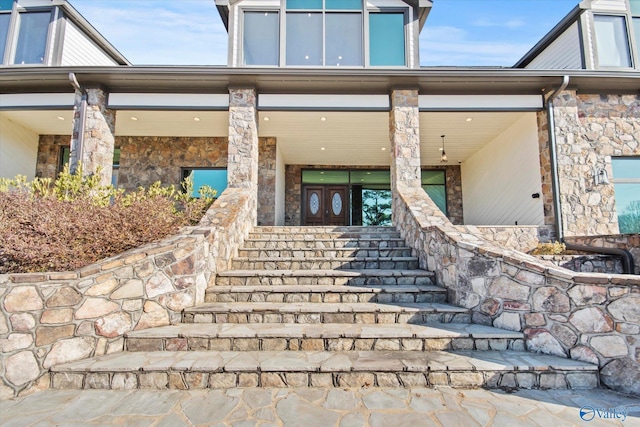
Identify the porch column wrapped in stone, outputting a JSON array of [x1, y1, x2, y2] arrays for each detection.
[[69, 88, 115, 187], [228, 87, 259, 224], [389, 88, 422, 218]]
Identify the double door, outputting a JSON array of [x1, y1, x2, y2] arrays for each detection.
[[303, 185, 348, 226]]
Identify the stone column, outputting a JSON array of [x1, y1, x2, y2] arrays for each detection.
[[70, 88, 115, 187], [258, 137, 277, 226], [228, 88, 259, 222], [389, 89, 422, 219]]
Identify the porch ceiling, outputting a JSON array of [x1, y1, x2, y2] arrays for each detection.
[[114, 110, 229, 137], [0, 110, 74, 135]]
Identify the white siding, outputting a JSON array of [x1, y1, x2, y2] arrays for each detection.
[[275, 145, 285, 226], [526, 22, 583, 69], [60, 20, 117, 66], [0, 114, 39, 180], [590, 0, 628, 12], [461, 114, 544, 226]]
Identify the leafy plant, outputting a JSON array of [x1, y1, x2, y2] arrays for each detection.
[[530, 241, 566, 255]]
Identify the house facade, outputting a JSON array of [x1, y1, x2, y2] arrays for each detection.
[[0, 0, 639, 240]]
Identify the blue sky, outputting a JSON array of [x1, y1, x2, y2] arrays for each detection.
[[70, 0, 579, 66]]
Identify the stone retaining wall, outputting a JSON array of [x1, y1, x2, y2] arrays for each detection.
[[394, 184, 640, 396], [565, 234, 640, 276], [541, 255, 624, 275], [0, 188, 255, 399], [471, 225, 557, 253]]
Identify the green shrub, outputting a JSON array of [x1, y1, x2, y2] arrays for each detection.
[[0, 166, 215, 273], [530, 241, 566, 256]]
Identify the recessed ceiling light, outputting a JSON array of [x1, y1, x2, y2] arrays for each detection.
[[366, 172, 371, 175], [320, 117, 327, 122], [193, 117, 201, 122], [466, 117, 473, 122], [320, 147, 326, 151], [320, 171, 325, 174], [130, 116, 138, 121], [439, 148, 444, 151], [57, 116, 65, 121], [263, 117, 270, 121], [381, 147, 386, 151]]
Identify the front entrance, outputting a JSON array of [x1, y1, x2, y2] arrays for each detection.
[[303, 185, 349, 226]]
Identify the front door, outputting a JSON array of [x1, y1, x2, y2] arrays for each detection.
[[303, 185, 349, 226]]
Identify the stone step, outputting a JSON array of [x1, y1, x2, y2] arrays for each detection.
[[242, 238, 407, 250], [182, 302, 470, 324], [205, 284, 446, 304], [253, 226, 397, 234], [124, 323, 525, 353], [214, 269, 435, 287], [50, 350, 599, 390], [247, 232, 402, 240], [230, 257, 419, 270], [237, 247, 414, 259]]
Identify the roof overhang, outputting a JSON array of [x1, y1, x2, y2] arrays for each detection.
[[0, 67, 638, 96]]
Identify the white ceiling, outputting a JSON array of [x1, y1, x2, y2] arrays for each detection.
[[2, 109, 530, 166]]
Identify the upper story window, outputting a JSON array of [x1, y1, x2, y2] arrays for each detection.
[[632, 0, 640, 63], [594, 15, 632, 67], [0, 5, 53, 66], [240, 0, 407, 68]]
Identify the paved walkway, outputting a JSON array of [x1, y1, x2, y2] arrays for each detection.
[[1, 387, 639, 426]]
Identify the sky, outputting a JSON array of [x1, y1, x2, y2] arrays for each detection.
[[70, 0, 580, 67]]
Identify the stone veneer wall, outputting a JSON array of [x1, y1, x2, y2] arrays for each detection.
[[564, 234, 640, 276], [0, 188, 255, 398], [539, 93, 640, 236], [394, 184, 640, 396], [472, 226, 557, 253], [35, 135, 69, 180], [284, 164, 463, 226], [258, 138, 277, 226]]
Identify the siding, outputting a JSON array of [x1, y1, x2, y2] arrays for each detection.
[[461, 114, 544, 226], [0, 114, 39, 180], [526, 22, 583, 69], [590, 0, 628, 12], [60, 20, 117, 66]]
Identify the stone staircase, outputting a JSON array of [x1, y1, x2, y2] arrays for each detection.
[[51, 226, 599, 390]]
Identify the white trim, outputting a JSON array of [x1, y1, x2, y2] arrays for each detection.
[[0, 92, 75, 108], [419, 95, 543, 111], [107, 93, 229, 109], [259, 94, 390, 110]]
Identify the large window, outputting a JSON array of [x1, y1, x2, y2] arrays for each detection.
[[594, 15, 632, 68], [369, 13, 406, 66], [182, 168, 227, 198], [0, 12, 9, 62], [632, 0, 640, 62], [14, 11, 50, 64], [422, 170, 447, 216], [243, 11, 279, 66], [611, 158, 640, 234]]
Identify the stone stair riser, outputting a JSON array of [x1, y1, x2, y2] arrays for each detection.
[[230, 260, 419, 270], [214, 276, 435, 286], [237, 248, 414, 258], [182, 312, 472, 325], [254, 226, 397, 233], [247, 233, 401, 240], [51, 370, 599, 391], [125, 336, 526, 353], [243, 239, 406, 249], [205, 291, 446, 304]]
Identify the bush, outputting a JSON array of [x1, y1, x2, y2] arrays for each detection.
[[530, 241, 566, 256], [0, 166, 215, 273]]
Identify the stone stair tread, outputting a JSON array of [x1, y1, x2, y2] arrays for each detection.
[[205, 284, 445, 294], [184, 301, 467, 314], [217, 269, 434, 277], [52, 350, 597, 374], [233, 256, 418, 262], [126, 322, 523, 340]]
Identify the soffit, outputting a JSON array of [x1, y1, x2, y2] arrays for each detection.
[[0, 110, 74, 135]]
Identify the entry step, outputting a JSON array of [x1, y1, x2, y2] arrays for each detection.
[[215, 269, 435, 286]]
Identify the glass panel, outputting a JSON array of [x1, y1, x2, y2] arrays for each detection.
[[302, 170, 349, 184], [113, 148, 121, 167], [326, 0, 361, 10], [186, 169, 227, 198], [612, 157, 640, 179], [631, 0, 640, 15], [350, 170, 390, 185], [14, 12, 50, 64], [369, 13, 405, 66], [287, 0, 322, 10], [112, 167, 119, 188], [634, 18, 640, 60], [361, 189, 391, 226], [244, 11, 279, 66], [0, 13, 10, 62], [423, 186, 447, 215], [286, 12, 322, 65], [60, 146, 70, 171], [326, 13, 362, 66], [0, 0, 12, 11], [612, 158, 640, 234], [594, 15, 631, 68], [422, 170, 445, 185]]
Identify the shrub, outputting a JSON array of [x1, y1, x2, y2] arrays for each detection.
[[530, 241, 566, 256], [0, 166, 215, 273]]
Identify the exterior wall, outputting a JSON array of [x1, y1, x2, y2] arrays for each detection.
[[552, 92, 640, 237], [284, 164, 463, 226], [462, 114, 544, 226], [275, 145, 286, 226], [35, 135, 68, 180], [258, 137, 277, 226], [525, 22, 583, 70], [0, 114, 39, 180], [565, 234, 640, 275], [60, 20, 119, 66], [472, 225, 557, 253]]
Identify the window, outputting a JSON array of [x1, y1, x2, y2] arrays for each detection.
[[594, 15, 632, 68], [59, 146, 121, 187], [632, 0, 640, 63], [422, 170, 447, 215], [611, 158, 640, 234], [0, 13, 9, 62], [243, 11, 279, 66], [285, 0, 363, 67], [182, 168, 227, 198], [369, 13, 406, 66], [14, 11, 50, 64]]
